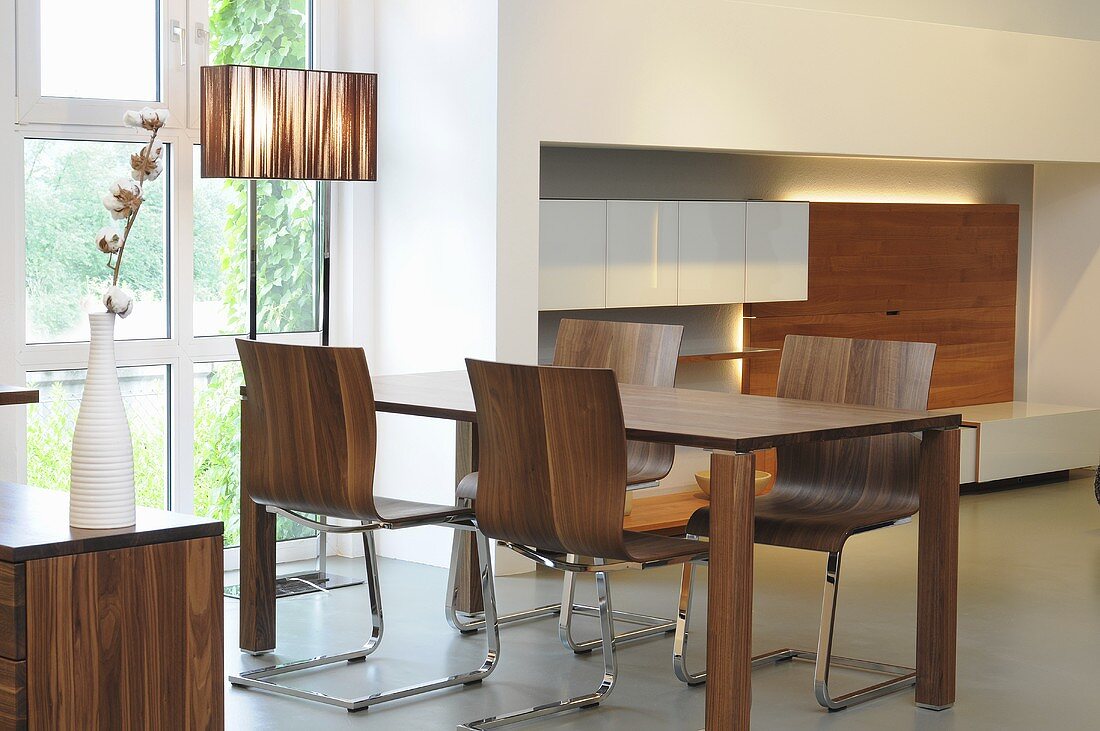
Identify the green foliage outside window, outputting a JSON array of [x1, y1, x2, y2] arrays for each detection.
[[24, 140, 166, 341]]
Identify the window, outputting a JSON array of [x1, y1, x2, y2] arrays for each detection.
[[28, 366, 170, 509], [39, 0, 161, 101], [25, 138, 169, 343], [14, 0, 323, 564]]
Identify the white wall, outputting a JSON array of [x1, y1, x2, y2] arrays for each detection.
[[0, 6, 25, 480], [368, 0, 499, 567], [497, 0, 1100, 366], [1029, 165, 1100, 407]]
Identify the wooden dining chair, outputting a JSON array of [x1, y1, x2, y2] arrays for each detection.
[[446, 319, 684, 652], [458, 359, 707, 730], [674, 334, 937, 711], [230, 339, 500, 712]]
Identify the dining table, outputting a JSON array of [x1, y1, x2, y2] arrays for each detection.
[[237, 370, 961, 730]]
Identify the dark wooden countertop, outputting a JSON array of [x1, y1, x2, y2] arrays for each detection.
[[0, 482, 223, 563], [0, 385, 39, 406]]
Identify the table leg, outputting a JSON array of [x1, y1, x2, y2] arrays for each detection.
[[239, 392, 277, 654], [916, 427, 960, 709], [452, 421, 484, 614], [706, 451, 755, 731]]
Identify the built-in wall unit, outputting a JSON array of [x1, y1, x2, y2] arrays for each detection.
[[539, 146, 1100, 533]]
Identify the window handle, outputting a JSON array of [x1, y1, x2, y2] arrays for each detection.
[[194, 22, 210, 62], [171, 20, 186, 67]]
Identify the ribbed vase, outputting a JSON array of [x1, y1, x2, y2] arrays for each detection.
[[69, 312, 136, 529]]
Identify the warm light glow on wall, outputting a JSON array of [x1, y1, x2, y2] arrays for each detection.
[[772, 188, 980, 205]]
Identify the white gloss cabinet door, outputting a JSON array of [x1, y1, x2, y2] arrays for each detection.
[[539, 200, 607, 310], [605, 201, 679, 308], [677, 201, 747, 305], [745, 201, 810, 302]]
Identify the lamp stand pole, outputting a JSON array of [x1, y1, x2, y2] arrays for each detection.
[[226, 179, 363, 601], [247, 180, 258, 340]]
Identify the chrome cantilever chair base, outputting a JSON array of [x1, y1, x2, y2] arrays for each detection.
[[230, 507, 501, 712], [674, 521, 917, 710], [459, 547, 707, 730], [456, 558, 619, 730], [445, 490, 677, 652]]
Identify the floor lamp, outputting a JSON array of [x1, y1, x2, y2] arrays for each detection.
[[200, 63, 377, 597]]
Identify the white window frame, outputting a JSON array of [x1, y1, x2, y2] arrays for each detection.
[[12, 0, 327, 568]]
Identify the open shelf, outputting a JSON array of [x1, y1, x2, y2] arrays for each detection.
[[678, 346, 778, 363], [623, 491, 710, 535]]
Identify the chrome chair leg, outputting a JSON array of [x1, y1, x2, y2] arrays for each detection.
[[673, 559, 705, 684], [559, 564, 678, 654], [349, 531, 384, 662], [446, 534, 676, 645], [810, 550, 916, 710], [460, 570, 618, 730], [231, 528, 501, 712], [446, 498, 561, 632], [673, 550, 916, 709]]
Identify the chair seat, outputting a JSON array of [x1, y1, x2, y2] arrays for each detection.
[[621, 530, 709, 564], [508, 530, 707, 568], [277, 496, 473, 527], [456, 467, 661, 502], [374, 496, 473, 526], [686, 494, 917, 553]]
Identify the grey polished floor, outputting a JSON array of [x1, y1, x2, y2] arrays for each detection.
[[225, 471, 1100, 730]]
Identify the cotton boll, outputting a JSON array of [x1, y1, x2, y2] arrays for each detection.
[[102, 194, 130, 220], [104, 178, 143, 219], [139, 107, 170, 131], [130, 150, 164, 181], [96, 227, 122, 254], [103, 286, 134, 318], [123, 107, 169, 131]]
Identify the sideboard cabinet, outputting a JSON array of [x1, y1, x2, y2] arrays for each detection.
[[0, 483, 223, 730]]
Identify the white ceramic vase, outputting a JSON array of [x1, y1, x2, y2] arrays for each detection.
[[69, 312, 136, 528]]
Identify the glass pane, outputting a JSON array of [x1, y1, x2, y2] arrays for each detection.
[[256, 180, 319, 334], [26, 365, 169, 510], [192, 153, 319, 336], [193, 361, 316, 547], [40, 0, 159, 101], [25, 139, 168, 343], [193, 146, 247, 336], [197, 1, 318, 336], [207, 0, 310, 69]]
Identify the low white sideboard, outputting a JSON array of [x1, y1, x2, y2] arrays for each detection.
[[931, 401, 1100, 486]]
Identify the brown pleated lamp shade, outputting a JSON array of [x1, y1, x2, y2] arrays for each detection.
[[200, 64, 377, 181]]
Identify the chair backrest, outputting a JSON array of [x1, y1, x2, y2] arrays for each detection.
[[773, 334, 937, 511], [553, 319, 683, 483], [465, 358, 632, 559], [237, 339, 379, 520]]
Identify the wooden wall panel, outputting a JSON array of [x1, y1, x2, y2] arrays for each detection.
[[25, 537, 223, 731], [746, 203, 1019, 409], [752, 203, 1018, 318], [746, 308, 1015, 408]]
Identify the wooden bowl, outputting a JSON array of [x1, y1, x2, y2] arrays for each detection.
[[694, 470, 772, 498]]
